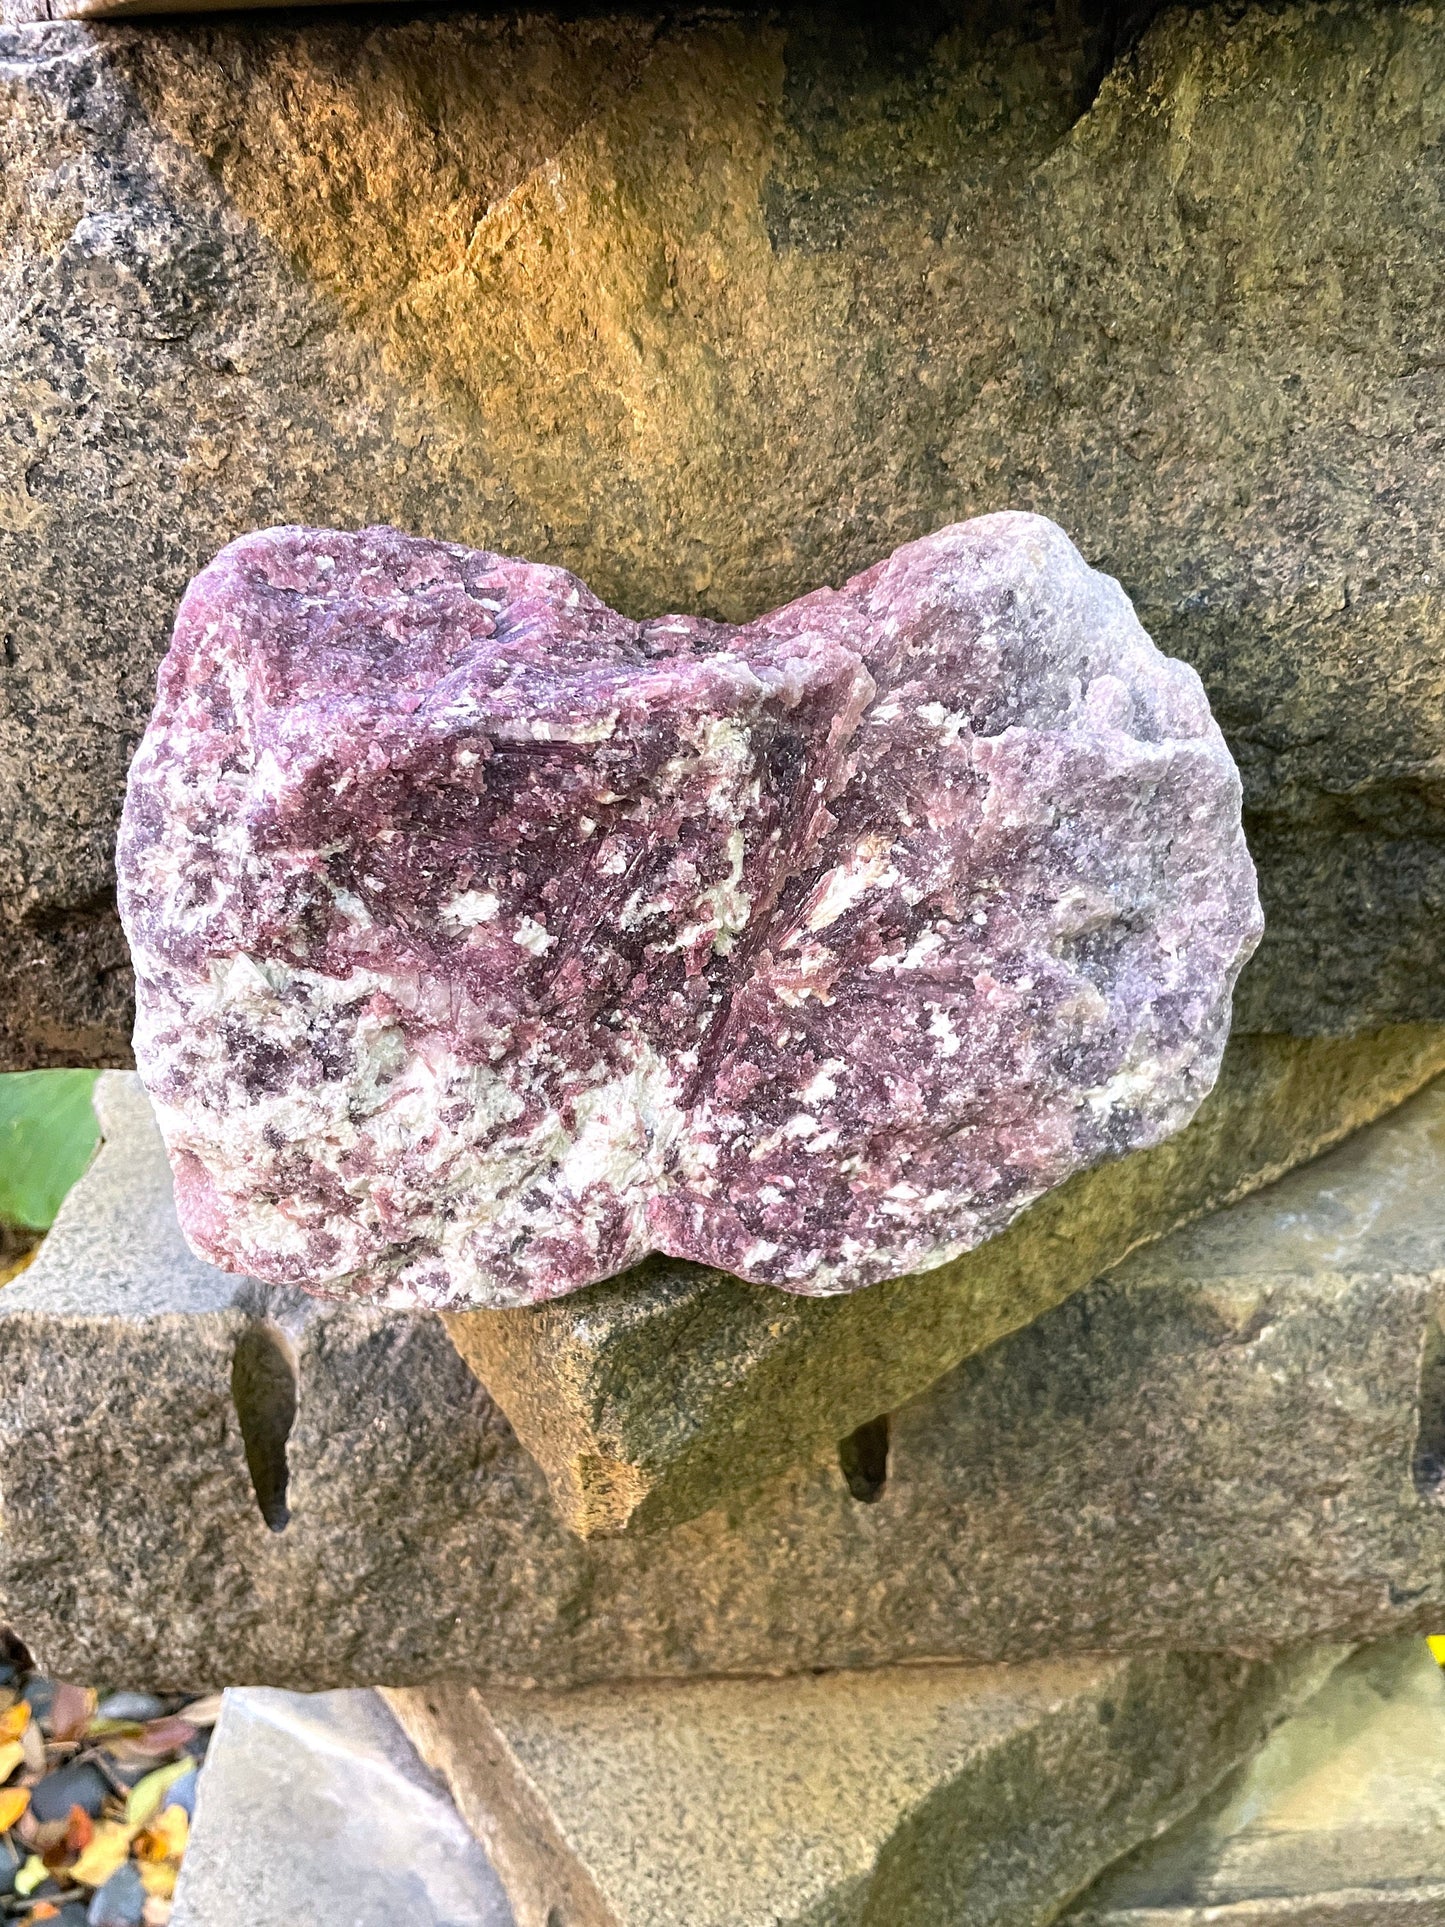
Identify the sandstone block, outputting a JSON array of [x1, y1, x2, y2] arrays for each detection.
[[386, 1650, 1343, 1927], [448, 1023, 1445, 1533], [1069, 1639, 1445, 1926], [4, 3, 1445, 1056], [120, 515, 1255, 1308], [6, 1055, 1445, 1690]]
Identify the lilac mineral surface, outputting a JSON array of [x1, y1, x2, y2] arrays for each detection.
[[117, 514, 1261, 1308]]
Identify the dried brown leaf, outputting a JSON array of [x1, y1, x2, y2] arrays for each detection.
[[135, 1720, 196, 1757], [47, 1684, 95, 1744]]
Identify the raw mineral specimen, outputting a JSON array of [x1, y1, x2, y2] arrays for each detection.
[[117, 514, 1260, 1308]]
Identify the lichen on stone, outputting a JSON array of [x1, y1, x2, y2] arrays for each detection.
[[117, 512, 1259, 1308]]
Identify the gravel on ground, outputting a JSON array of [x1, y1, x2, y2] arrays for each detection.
[[0, 1633, 213, 1927]]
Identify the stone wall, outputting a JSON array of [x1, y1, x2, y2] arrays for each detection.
[[3, 0, 1444, 1062]]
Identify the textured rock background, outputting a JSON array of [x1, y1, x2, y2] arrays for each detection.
[[3, 0, 1445, 1063]]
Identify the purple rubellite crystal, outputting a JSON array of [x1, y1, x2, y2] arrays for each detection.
[[117, 514, 1260, 1309]]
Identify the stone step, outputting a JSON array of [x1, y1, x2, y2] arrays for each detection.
[[1068, 1638, 1445, 1926], [447, 1024, 1445, 1534], [172, 1644, 1445, 1926], [169, 1685, 515, 1927], [7, 1065, 1445, 1690], [384, 1647, 1343, 1927]]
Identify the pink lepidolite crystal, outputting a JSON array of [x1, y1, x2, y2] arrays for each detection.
[[117, 514, 1260, 1308]]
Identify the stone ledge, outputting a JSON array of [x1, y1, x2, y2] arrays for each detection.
[[5, 1065, 1445, 1689], [447, 1024, 1445, 1535], [385, 1649, 1344, 1927]]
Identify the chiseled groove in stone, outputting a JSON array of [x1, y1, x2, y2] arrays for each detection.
[[383, 1650, 1346, 1927], [118, 513, 1257, 1309], [445, 1023, 1445, 1535], [5, 1063, 1445, 1691]]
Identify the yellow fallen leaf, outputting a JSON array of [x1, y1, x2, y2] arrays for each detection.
[[150, 1805, 188, 1859], [135, 1806, 189, 1862], [0, 1248, 36, 1287], [139, 1861, 178, 1901], [0, 1702, 29, 1743], [0, 1785, 29, 1830], [68, 1818, 137, 1888], [85, 1717, 145, 1740], [0, 1740, 23, 1783], [14, 1854, 48, 1897], [126, 1759, 194, 1829], [1429, 1634, 1445, 1667]]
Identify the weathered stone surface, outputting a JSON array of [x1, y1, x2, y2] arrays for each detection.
[[1070, 1640, 1445, 1926], [5, 1, 1445, 1058], [119, 514, 1255, 1307], [386, 1650, 1343, 1927], [0, 1072, 570, 1691], [171, 1688, 515, 1927], [0, 11, 657, 1067], [449, 1023, 1445, 1533], [7, 1058, 1445, 1690]]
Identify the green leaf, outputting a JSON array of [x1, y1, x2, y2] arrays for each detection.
[[0, 1070, 100, 1231]]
